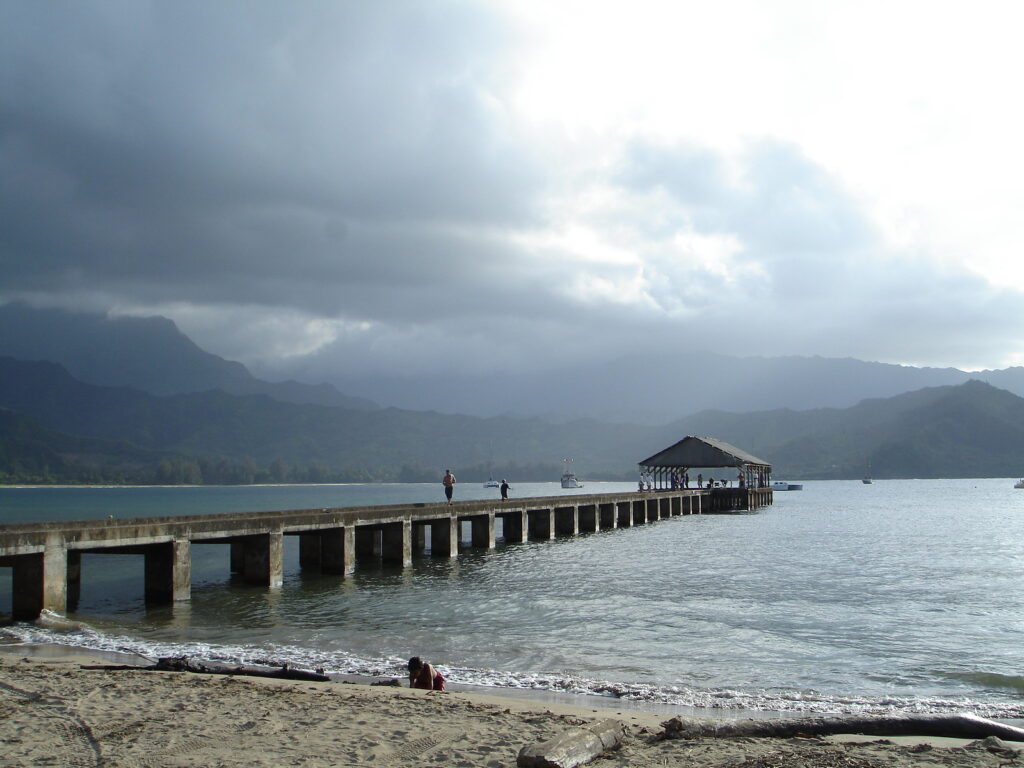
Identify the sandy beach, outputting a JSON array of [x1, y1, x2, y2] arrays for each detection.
[[0, 651, 1019, 767]]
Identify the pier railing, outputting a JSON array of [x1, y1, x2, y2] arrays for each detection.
[[0, 487, 771, 619]]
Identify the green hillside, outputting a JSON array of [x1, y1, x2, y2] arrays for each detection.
[[1, 356, 1023, 484]]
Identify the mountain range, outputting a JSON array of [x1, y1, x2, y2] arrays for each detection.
[[2, 355, 1024, 484], [2, 303, 1024, 484], [7, 303, 1024, 424], [0, 303, 377, 411]]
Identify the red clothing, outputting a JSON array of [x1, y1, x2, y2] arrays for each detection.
[[410, 664, 445, 690]]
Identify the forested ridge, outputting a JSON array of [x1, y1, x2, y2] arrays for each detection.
[[2, 357, 1023, 485]]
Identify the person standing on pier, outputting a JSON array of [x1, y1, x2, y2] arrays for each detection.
[[500, 479, 511, 500], [442, 469, 456, 505]]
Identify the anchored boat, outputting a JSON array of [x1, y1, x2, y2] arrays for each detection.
[[560, 458, 583, 488]]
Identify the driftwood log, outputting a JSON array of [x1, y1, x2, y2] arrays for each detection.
[[659, 713, 1024, 743], [517, 718, 624, 768], [80, 656, 330, 683]]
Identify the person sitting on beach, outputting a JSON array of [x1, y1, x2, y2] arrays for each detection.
[[408, 657, 445, 690]]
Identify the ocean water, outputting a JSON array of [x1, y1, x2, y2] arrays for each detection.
[[2, 478, 1024, 719]]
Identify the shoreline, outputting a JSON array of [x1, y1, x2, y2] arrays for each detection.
[[0, 642, 782, 722], [0, 648, 1017, 767]]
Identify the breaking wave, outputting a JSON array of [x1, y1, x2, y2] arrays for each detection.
[[6, 619, 1024, 721]]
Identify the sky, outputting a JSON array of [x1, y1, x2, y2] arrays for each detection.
[[3, 0, 1024, 384]]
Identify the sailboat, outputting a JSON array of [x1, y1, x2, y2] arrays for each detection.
[[862, 459, 872, 485], [483, 477, 500, 488]]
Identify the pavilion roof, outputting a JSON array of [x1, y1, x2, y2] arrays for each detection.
[[638, 436, 771, 470]]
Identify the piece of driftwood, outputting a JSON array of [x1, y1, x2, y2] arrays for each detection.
[[658, 713, 1024, 743], [517, 718, 624, 768], [80, 656, 330, 683]]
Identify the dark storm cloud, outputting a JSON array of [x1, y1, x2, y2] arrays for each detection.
[[3, 1, 1024, 383], [0, 1, 543, 315]]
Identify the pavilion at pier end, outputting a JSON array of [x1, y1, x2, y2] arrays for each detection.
[[638, 435, 773, 512]]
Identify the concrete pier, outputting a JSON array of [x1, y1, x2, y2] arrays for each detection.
[[0, 487, 771, 620]]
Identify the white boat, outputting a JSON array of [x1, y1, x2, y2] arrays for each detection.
[[771, 481, 802, 491], [1015, 479, 1024, 489], [483, 478, 500, 488], [560, 458, 583, 488], [560, 473, 583, 489]]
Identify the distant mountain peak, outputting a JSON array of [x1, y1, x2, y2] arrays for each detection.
[[0, 303, 378, 411]]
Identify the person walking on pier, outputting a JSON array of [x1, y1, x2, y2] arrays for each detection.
[[500, 479, 511, 500], [443, 469, 456, 505], [408, 657, 446, 690]]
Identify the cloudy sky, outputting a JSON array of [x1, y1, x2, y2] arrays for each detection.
[[3, 0, 1024, 384]]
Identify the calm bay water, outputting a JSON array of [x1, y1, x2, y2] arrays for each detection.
[[2, 479, 1024, 718]]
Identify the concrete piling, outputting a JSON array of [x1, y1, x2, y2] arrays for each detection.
[[0, 488, 770, 619]]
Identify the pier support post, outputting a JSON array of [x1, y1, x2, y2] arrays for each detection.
[[616, 501, 632, 527], [599, 503, 617, 530], [242, 532, 283, 587], [230, 541, 245, 573], [299, 533, 322, 571], [322, 528, 354, 575], [355, 526, 380, 561], [66, 550, 82, 612], [554, 506, 578, 536], [578, 504, 598, 533], [382, 521, 412, 567], [499, 511, 527, 543], [42, 535, 68, 615], [470, 514, 495, 550], [144, 539, 191, 604], [430, 517, 458, 558], [528, 509, 554, 540], [412, 523, 427, 553], [11, 552, 52, 620], [630, 500, 644, 525]]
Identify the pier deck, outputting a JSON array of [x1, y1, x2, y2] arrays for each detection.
[[0, 487, 771, 619]]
